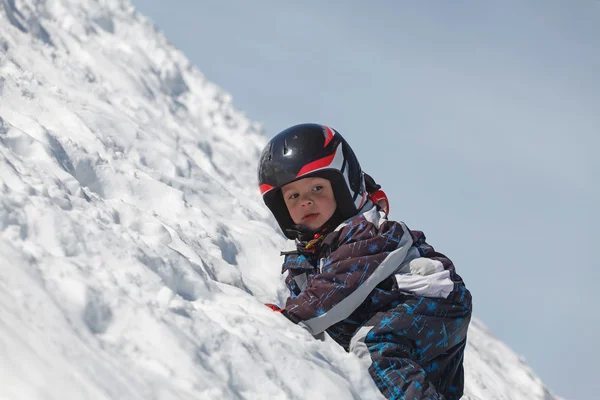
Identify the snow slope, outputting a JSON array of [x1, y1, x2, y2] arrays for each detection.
[[0, 0, 563, 399]]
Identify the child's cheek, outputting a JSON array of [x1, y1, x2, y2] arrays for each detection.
[[290, 206, 302, 223]]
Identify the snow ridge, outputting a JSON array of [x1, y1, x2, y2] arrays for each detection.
[[0, 0, 563, 399]]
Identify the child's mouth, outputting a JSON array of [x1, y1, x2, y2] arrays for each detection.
[[303, 213, 319, 221]]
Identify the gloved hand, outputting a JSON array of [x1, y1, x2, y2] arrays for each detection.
[[409, 258, 444, 276], [265, 303, 285, 313]]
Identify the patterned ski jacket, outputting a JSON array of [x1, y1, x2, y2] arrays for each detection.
[[280, 203, 472, 398]]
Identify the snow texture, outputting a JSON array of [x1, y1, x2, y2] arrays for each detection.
[[0, 0, 563, 399]]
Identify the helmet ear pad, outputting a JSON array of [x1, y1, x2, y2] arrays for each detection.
[[263, 188, 295, 239], [263, 170, 361, 240]]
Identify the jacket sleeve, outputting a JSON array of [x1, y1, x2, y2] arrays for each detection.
[[284, 217, 414, 335]]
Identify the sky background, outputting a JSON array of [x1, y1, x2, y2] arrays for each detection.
[[129, 1, 599, 398]]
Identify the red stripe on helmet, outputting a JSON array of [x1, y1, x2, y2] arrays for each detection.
[[260, 184, 275, 194], [296, 152, 336, 177], [323, 126, 335, 147]]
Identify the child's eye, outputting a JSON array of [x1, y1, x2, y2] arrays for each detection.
[[288, 193, 299, 200], [313, 185, 323, 192]]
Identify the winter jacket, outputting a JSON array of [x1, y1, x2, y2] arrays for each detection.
[[279, 202, 472, 399]]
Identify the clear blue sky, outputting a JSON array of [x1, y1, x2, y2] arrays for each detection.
[[130, 1, 599, 398]]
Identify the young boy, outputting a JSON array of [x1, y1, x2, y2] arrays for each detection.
[[258, 123, 472, 400]]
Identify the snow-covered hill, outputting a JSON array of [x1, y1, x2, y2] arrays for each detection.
[[0, 0, 563, 399]]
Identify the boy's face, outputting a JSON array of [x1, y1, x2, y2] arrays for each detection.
[[281, 177, 337, 231]]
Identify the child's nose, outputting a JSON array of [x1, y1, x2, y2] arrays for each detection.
[[300, 194, 313, 206]]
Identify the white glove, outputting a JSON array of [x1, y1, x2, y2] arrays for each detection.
[[409, 258, 444, 276]]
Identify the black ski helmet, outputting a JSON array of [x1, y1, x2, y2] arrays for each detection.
[[258, 123, 367, 239]]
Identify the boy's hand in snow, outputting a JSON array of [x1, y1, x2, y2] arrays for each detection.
[[265, 303, 285, 313]]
